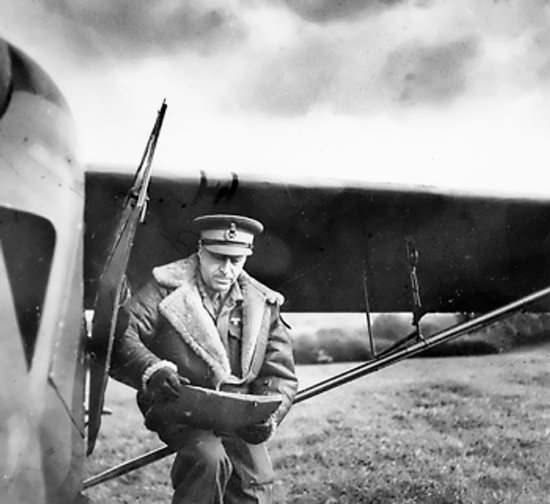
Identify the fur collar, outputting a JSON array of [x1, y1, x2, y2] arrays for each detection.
[[152, 254, 283, 388]]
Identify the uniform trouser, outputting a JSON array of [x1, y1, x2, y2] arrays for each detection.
[[170, 427, 274, 504]]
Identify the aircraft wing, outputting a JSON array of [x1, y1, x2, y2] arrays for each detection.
[[84, 168, 550, 315]]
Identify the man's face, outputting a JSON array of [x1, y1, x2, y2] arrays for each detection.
[[198, 246, 247, 293]]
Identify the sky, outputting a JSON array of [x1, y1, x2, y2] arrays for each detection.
[[2, 0, 550, 196]]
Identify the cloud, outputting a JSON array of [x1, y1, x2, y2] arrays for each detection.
[[3, 0, 550, 195], [234, 0, 550, 115], [383, 38, 479, 105], [284, 0, 406, 24], [5, 0, 550, 117], [238, 35, 343, 115], [238, 34, 479, 115], [5, 0, 247, 61]]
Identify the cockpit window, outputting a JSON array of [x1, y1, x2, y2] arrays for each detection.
[[0, 207, 55, 367]]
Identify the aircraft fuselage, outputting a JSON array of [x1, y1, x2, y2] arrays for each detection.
[[0, 40, 86, 503]]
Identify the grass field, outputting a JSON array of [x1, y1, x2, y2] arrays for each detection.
[[84, 344, 550, 503]]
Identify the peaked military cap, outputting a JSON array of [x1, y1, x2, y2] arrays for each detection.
[[193, 214, 264, 256]]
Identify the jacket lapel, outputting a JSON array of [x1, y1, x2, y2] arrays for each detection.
[[239, 273, 269, 379], [153, 256, 277, 387], [154, 255, 232, 387]]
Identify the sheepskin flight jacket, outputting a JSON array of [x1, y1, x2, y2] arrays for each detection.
[[110, 253, 298, 425]]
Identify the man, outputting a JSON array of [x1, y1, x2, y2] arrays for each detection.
[[111, 214, 298, 504]]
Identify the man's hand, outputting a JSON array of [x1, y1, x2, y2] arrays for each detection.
[[236, 416, 276, 445], [147, 367, 190, 401]]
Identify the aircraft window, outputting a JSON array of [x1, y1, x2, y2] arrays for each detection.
[[0, 207, 55, 368]]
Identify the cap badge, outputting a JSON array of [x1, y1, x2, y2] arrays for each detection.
[[225, 222, 238, 241]]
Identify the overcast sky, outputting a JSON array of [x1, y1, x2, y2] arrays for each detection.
[[2, 0, 550, 196]]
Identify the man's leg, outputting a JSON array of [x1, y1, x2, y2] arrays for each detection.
[[170, 428, 233, 504], [222, 436, 275, 504]]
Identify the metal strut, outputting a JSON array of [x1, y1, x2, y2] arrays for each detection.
[[405, 236, 424, 339], [373, 237, 427, 360], [362, 268, 376, 359], [83, 282, 550, 490]]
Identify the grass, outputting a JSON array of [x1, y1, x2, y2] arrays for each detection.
[[84, 345, 550, 503]]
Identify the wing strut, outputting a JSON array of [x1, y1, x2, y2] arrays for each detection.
[[82, 281, 550, 489], [86, 100, 167, 455], [405, 236, 425, 337], [362, 266, 376, 359], [373, 237, 427, 360]]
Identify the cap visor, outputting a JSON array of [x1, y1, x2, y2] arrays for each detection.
[[203, 244, 253, 256]]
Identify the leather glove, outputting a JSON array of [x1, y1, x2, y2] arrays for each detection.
[[236, 415, 276, 445], [147, 367, 190, 402]]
